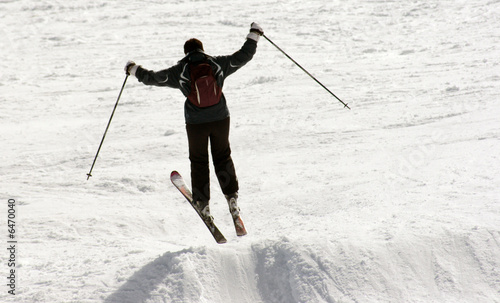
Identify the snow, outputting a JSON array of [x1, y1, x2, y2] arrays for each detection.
[[1, 0, 500, 302]]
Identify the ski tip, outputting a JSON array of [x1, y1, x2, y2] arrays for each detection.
[[217, 238, 228, 244], [170, 171, 180, 178]]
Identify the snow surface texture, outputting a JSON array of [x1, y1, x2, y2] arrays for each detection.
[[1, 0, 500, 302]]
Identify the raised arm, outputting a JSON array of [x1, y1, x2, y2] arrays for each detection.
[[217, 23, 263, 78], [125, 60, 184, 88]]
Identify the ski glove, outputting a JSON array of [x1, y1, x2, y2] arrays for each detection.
[[124, 61, 138, 76], [247, 22, 263, 42]]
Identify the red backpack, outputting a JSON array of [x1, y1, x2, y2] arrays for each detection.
[[187, 62, 222, 108]]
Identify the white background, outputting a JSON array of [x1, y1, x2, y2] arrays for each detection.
[[1, 0, 499, 302]]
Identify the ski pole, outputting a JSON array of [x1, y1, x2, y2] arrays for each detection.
[[262, 34, 350, 110], [86, 74, 129, 180]]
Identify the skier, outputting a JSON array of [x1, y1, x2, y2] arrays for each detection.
[[124, 23, 263, 224]]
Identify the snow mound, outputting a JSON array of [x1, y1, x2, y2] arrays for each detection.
[[105, 231, 500, 303]]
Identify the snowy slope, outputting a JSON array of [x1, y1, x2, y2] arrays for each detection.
[[1, 0, 500, 302]]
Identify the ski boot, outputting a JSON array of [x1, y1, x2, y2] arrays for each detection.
[[225, 193, 240, 219], [195, 200, 213, 223], [225, 193, 247, 236]]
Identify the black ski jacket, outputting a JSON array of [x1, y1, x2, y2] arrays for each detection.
[[134, 38, 257, 124]]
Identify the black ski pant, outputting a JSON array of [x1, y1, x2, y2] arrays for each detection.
[[186, 117, 239, 204]]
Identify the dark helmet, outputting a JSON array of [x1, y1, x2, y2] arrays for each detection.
[[184, 38, 204, 54]]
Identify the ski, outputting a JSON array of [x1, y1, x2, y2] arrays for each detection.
[[170, 171, 227, 244], [226, 196, 247, 236], [232, 215, 247, 237]]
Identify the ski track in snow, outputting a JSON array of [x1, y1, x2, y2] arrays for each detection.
[[1, 0, 500, 302]]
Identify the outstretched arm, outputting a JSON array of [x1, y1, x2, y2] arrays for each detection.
[[218, 23, 263, 77], [124, 61, 183, 88]]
